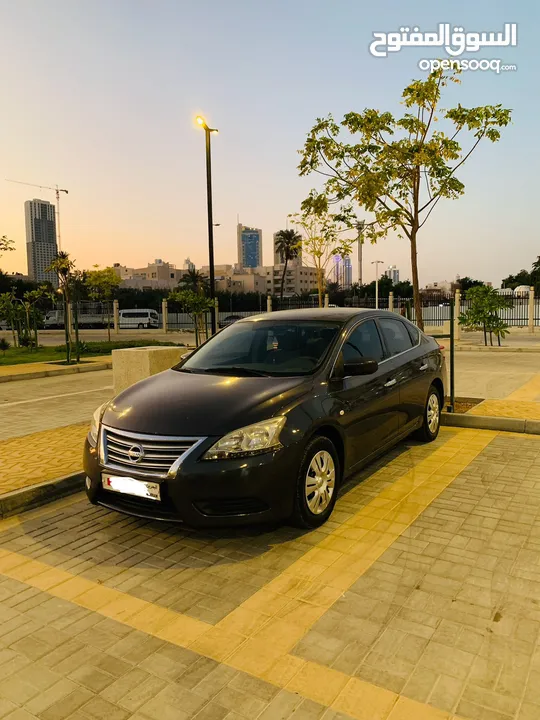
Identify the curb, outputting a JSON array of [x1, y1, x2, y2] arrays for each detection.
[[455, 346, 540, 353], [0, 361, 112, 384], [442, 412, 540, 435], [0, 472, 85, 519]]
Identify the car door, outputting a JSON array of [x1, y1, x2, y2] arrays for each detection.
[[330, 318, 401, 471], [376, 317, 428, 432]]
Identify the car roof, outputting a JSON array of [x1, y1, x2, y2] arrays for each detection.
[[237, 308, 404, 323]]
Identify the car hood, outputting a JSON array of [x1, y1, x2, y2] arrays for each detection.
[[102, 369, 309, 437]]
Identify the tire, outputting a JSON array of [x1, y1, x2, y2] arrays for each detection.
[[291, 436, 340, 529], [137, 323, 144, 329], [414, 384, 442, 442]]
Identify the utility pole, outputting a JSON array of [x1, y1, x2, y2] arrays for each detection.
[[6, 179, 68, 250], [371, 259, 384, 309], [357, 221, 365, 285]]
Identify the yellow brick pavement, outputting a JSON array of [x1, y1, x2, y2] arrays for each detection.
[[0, 427, 498, 720], [0, 422, 88, 494], [467, 398, 540, 420]]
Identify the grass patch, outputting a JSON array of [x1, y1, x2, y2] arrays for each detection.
[[0, 339, 187, 366]]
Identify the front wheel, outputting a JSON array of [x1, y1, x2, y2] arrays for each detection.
[[414, 385, 441, 442], [137, 323, 144, 329], [291, 436, 340, 529]]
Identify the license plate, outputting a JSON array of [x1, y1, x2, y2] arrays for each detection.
[[102, 475, 161, 501]]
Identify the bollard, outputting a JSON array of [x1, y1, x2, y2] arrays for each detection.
[[529, 287, 535, 334], [267, 295, 272, 313], [324, 294, 329, 308], [389, 292, 394, 312]]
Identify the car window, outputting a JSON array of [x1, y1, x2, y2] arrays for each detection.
[[179, 321, 340, 376], [378, 318, 414, 357], [342, 320, 385, 363]]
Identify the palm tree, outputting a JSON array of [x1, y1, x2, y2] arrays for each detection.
[[274, 229, 302, 301], [179, 269, 208, 295]]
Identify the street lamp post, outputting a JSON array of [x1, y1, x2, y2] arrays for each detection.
[[371, 260, 384, 309], [196, 116, 218, 334]]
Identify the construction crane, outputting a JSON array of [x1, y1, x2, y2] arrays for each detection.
[[5, 179, 69, 251]]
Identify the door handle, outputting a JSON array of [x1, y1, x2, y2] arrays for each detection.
[[419, 364, 428, 371], [384, 378, 397, 387]]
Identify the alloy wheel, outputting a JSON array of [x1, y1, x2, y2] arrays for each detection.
[[305, 450, 336, 514], [427, 392, 440, 434]]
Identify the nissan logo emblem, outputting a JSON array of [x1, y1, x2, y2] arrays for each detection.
[[127, 444, 145, 464]]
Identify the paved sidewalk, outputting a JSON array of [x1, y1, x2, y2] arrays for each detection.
[[0, 428, 539, 719]]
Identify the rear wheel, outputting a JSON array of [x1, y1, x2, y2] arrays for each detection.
[[137, 323, 144, 329], [414, 384, 441, 442], [291, 436, 340, 528]]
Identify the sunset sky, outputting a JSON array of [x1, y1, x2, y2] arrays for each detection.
[[0, 0, 536, 286]]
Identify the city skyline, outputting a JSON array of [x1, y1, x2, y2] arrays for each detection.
[[0, 1, 536, 288]]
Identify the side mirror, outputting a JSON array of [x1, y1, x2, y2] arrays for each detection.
[[343, 357, 378, 377]]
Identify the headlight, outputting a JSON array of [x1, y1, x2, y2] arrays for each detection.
[[89, 403, 108, 444], [203, 417, 286, 460]]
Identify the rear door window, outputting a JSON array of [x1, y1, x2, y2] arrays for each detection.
[[378, 318, 414, 357]]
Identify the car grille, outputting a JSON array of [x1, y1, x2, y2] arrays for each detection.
[[101, 426, 204, 478], [193, 498, 269, 517]]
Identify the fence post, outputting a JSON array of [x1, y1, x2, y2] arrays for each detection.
[[324, 293, 329, 308], [266, 295, 272, 313], [389, 292, 394, 312], [529, 287, 535, 333], [113, 299, 120, 335], [454, 289, 461, 340], [214, 298, 219, 332], [161, 299, 168, 333]]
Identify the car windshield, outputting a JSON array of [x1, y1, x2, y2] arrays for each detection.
[[176, 320, 341, 376]]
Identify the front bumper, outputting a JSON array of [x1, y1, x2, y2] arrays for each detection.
[[83, 434, 302, 527]]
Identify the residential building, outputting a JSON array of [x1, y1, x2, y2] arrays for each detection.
[[273, 232, 302, 266], [25, 198, 58, 287], [237, 224, 262, 268], [384, 265, 400, 283], [215, 271, 267, 294], [261, 264, 320, 296], [183, 257, 195, 272], [113, 259, 181, 289]]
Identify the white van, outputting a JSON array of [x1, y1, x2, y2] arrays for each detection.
[[119, 309, 160, 329]]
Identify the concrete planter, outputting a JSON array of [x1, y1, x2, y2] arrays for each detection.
[[112, 346, 191, 395]]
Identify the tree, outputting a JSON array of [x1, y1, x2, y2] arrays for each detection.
[[290, 192, 354, 308], [47, 252, 76, 363], [0, 236, 15, 260], [459, 285, 512, 346], [85, 266, 121, 341], [0, 293, 18, 348], [298, 67, 511, 329], [179, 269, 209, 295], [0, 338, 10, 357], [458, 277, 484, 292], [274, 229, 302, 300], [22, 286, 51, 350], [502, 269, 531, 289], [168, 289, 214, 346]]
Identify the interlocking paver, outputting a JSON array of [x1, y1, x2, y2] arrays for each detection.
[[3, 428, 540, 720]]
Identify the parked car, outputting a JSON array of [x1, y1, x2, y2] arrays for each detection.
[[119, 309, 160, 329], [219, 314, 242, 329], [84, 309, 445, 529]]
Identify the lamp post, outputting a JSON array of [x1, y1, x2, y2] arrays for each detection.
[[196, 116, 218, 334], [371, 260, 384, 309]]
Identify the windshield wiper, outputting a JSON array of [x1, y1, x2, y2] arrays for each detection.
[[200, 366, 270, 377]]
